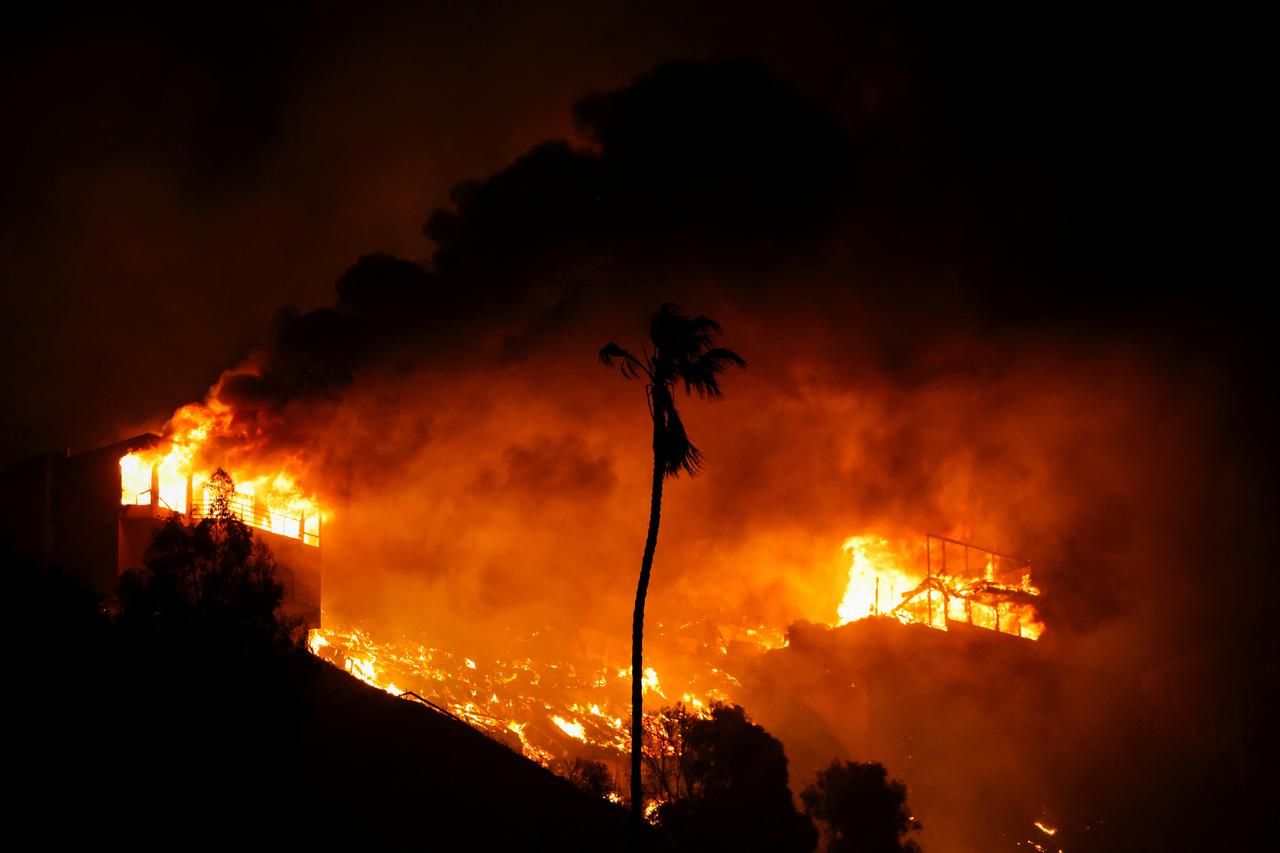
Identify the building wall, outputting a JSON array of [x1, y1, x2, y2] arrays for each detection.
[[55, 438, 150, 595], [0, 452, 58, 566], [262, 530, 322, 628], [2, 436, 321, 628]]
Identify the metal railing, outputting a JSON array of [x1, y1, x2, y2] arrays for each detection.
[[925, 532, 1029, 583], [189, 494, 320, 547], [912, 533, 1039, 638], [123, 489, 175, 511]]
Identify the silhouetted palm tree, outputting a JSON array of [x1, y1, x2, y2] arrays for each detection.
[[600, 302, 746, 825]]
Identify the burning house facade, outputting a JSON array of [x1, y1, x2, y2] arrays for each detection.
[[0, 433, 321, 627]]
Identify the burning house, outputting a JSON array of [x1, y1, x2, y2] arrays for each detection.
[[0, 431, 321, 627]]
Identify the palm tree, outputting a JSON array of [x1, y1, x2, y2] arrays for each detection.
[[600, 302, 746, 825]]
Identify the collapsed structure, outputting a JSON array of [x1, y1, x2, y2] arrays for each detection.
[[838, 533, 1044, 641], [0, 434, 321, 627]]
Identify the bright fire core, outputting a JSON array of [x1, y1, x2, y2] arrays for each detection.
[[118, 403, 321, 546], [838, 534, 1044, 640]]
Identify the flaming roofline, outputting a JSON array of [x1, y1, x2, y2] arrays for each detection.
[[118, 433, 321, 549]]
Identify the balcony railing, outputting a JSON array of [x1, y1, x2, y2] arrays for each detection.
[[189, 494, 320, 547]]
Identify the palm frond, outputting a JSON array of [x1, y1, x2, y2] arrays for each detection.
[[608, 303, 744, 479], [679, 347, 748, 398], [654, 398, 702, 477], [649, 304, 723, 365], [599, 342, 649, 380]]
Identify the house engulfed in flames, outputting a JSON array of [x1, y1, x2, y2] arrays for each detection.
[[0, 432, 321, 627], [837, 533, 1044, 640]]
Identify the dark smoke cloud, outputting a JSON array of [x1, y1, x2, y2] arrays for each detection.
[[262, 57, 1266, 850], [217, 59, 849, 412], [171, 53, 1268, 660]]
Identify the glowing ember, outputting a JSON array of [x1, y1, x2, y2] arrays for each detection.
[[305, 527, 1047, 796], [307, 630, 329, 655], [307, 615, 738, 771], [552, 716, 587, 740]]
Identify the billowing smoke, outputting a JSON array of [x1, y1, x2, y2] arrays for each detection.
[[149, 58, 1267, 850]]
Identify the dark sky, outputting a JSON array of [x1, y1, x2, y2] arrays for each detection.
[[0, 0, 889, 459], [1, 2, 1254, 463]]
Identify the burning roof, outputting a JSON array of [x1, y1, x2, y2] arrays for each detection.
[[117, 403, 322, 548]]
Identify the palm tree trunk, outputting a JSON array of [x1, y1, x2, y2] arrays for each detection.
[[631, 420, 665, 827]]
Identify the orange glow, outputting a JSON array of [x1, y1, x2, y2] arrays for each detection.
[[119, 452, 153, 506], [837, 534, 1044, 640], [117, 402, 322, 545], [552, 716, 587, 740], [306, 615, 739, 769], [837, 535, 920, 623], [642, 666, 662, 696], [304, 527, 1047, 782]]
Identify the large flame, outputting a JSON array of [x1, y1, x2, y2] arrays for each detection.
[[836, 535, 920, 623], [837, 534, 1044, 640], [118, 402, 322, 545]]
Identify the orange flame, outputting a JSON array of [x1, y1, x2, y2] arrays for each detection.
[[118, 402, 322, 545], [837, 534, 1044, 640]]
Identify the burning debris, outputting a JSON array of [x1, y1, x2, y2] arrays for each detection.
[[838, 534, 1044, 641], [305, 525, 1048, 827], [306, 612, 738, 779]]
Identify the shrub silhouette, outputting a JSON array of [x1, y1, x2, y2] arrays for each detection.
[[562, 757, 617, 800], [649, 702, 816, 853], [801, 760, 922, 853], [118, 469, 296, 655]]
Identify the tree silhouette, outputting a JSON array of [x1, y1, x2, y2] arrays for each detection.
[[648, 702, 816, 853], [561, 757, 617, 800], [207, 465, 236, 518], [118, 467, 295, 655], [642, 702, 697, 804], [112, 469, 307, 829], [600, 303, 746, 824], [801, 760, 922, 853]]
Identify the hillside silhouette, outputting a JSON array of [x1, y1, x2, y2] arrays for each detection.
[[8, 482, 927, 852], [8, 531, 638, 850]]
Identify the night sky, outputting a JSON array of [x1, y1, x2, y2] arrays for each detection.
[[2, 3, 1254, 461]]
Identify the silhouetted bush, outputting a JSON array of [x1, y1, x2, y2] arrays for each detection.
[[117, 474, 299, 657], [562, 757, 617, 800], [649, 702, 817, 853], [801, 760, 922, 853], [643, 701, 697, 803]]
